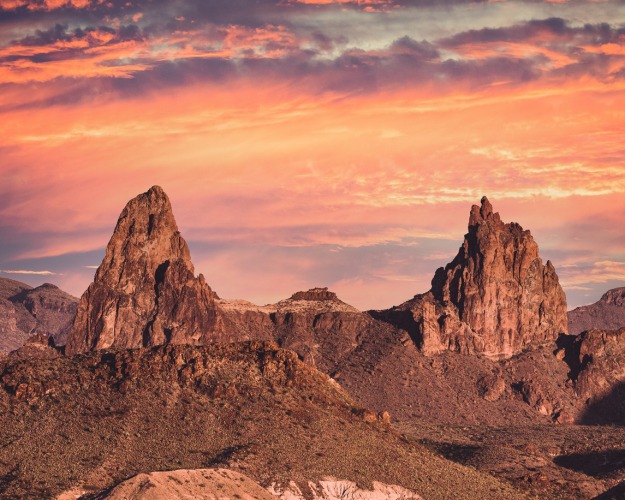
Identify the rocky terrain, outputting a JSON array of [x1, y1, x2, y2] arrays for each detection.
[[4, 186, 625, 499], [0, 342, 522, 499], [568, 287, 625, 334], [398, 421, 625, 499], [59, 188, 625, 421], [0, 277, 77, 353]]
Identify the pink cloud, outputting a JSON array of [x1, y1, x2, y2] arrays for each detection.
[[0, 0, 98, 10]]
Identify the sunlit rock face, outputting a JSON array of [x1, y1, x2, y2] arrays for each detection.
[[386, 197, 568, 358], [65, 186, 225, 355]]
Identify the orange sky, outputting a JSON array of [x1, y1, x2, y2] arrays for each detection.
[[2, 0, 625, 309]]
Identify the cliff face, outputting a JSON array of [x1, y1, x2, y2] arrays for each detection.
[[218, 287, 366, 371], [65, 186, 225, 355], [384, 197, 568, 358]]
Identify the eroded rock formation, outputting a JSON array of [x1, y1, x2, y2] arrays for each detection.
[[0, 278, 78, 353], [560, 328, 625, 424], [219, 287, 365, 369], [382, 197, 568, 357], [65, 186, 225, 355]]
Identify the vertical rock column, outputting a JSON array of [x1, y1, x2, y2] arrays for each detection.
[[65, 186, 222, 355]]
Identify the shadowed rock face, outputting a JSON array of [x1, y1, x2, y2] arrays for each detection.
[[383, 197, 568, 358], [65, 186, 224, 355], [563, 328, 625, 424]]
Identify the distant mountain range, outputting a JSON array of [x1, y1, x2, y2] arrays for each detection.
[[568, 287, 625, 334], [0, 278, 77, 353]]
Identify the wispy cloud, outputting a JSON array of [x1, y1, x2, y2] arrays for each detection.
[[0, 269, 58, 275], [2, 1, 625, 309], [560, 260, 625, 287]]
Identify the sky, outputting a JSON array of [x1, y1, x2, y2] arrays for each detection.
[[2, 0, 625, 310]]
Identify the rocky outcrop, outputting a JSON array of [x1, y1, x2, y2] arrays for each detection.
[[560, 328, 625, 424], [290, 288, 339, 302], [382, 197, 568, 358], [100, 468, 424, 500], [219, 288, 365, 370], [568, 287, 625, 335], [268, 478, 423, 499], [65, 186, 227, 355], [0, 278, 78, 353]]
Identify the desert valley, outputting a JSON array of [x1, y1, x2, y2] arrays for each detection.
[[1, 186, 624, 499]]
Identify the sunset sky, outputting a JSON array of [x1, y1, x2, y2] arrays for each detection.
[[2, 0, 625, 310]]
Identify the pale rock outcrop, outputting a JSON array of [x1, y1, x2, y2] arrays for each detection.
[[101, 468, 276, 500], [269, 478, 422, 499], [65, 186, 226, 355]]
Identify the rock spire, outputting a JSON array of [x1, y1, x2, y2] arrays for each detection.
[[389, 197, 568, 357], [65, 186, 223, 355]]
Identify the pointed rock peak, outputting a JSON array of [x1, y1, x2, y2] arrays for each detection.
[[469, 195, 498, 228], [126, 185, 171, 212], [119, 185, 176, 230], [419, 197, 568, 357], [141, 185, 172, 212], [147, 184, 166, 197], [480, 196, 493, 218], [99, 186, 190, 283], [66, 187, 223, 356]]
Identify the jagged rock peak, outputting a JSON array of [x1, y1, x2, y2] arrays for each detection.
[[65, 186, 224, 356], [407, 197, 567, 358], [94, 185, 191, 284], [290, 288, 338, 301], [468, 196, 500, 227]]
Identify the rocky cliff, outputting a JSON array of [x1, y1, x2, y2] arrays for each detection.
[[218, 287, 368, 370], [65, 186, 226, 355], [568, 287, 625, 335], [381, 197, 568, 358], [0, 278, 77, 353]]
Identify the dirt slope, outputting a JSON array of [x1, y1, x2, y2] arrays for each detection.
[[0, 342, 523, 499]]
